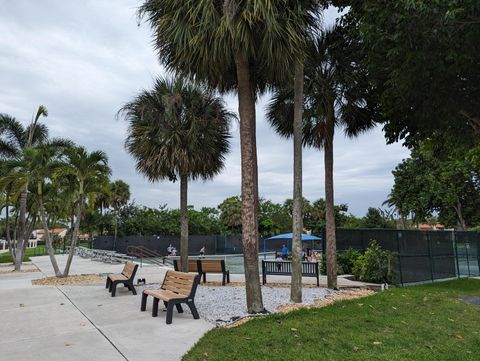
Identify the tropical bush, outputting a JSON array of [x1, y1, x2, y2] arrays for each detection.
[[320, 247, 361, 275], [352, 240, 395, 284]]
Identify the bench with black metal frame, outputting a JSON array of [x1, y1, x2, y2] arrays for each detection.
[[262, 260, 319, 286], [173, 259, 202, 277], [140, 270, 200, 324], [105, 261, 139, 297], [199, 259, 230, 285]]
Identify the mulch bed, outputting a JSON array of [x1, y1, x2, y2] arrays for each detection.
[[32, 274, 105, 286], [226, 288, 375, 328]]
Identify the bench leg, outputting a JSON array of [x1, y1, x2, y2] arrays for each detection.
[[128, 283, 137, 295], [227, 271, 230, 283], [175, 303, 183, 313], [187, 301, 200, 320], [202, 272, 206, 283], [141, 292, 148, 311], [222, 273, 226, 286], [105, 277, 110, 289], [317, 275, 319, 287], [152, 298, 159, 317], [166, 302, 174, 324], [111, 282, 118, 297]]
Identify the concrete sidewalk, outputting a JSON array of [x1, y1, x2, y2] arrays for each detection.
[[0, 273, 213, 361]]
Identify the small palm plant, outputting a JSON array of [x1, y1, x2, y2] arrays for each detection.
[[119, 76, 233, 272], [55, 146, 111, 276], [0, 108, 49, 270]]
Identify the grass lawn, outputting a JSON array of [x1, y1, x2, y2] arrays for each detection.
[[184, 279, 480, 361], [0, 242, 91, 263]]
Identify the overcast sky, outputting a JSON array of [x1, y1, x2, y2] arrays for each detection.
[[0, 0, 410, 216]]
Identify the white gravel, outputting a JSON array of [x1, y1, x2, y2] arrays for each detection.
[[142, 284, 336, 326]]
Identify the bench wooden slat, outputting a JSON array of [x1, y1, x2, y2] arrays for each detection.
[[167, 271, 197, 281], [163, 280, 192, 293], [144, 289, 186, 301], [173, 259, 200, 272], [200, 260, 223, 272]]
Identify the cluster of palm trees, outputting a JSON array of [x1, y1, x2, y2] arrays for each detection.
[[134, 2, 380, 313], [0, 107, 129, 277]]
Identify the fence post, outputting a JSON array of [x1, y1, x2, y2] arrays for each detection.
[[477, 233, 480, 277], [466, 239, 471, 277], [454, 231, 460, 278], [396, 231, 404, 286], [427, 231, 434, 283]]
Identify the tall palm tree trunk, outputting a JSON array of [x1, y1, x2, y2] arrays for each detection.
[[291, 62, 304, 303], [63, 186, 83, 277], [235, 52, 263, 313], [180, 174, 189, 272], [14, 188, 28, 271], [325, 101, 337, 289], [37, 182, 62, 276]]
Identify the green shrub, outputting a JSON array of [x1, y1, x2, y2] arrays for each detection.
[[320, 247, 361, 275], [352, 240, 395, 283], [337, 248, 361, 274]]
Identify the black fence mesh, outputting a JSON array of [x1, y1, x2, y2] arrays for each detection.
[[327, 228, 479, 285], [94, 229, 480, 285]]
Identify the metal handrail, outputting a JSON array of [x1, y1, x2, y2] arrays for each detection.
[[127, 245, 168, 267]]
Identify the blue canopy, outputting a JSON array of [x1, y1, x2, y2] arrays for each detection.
[[266, 233, 321, 241], [263, 233, 322, 259]]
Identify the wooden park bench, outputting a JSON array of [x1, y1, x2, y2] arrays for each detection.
[[262, 260, 319, 286], [199, 259, 230, 285], [105, 261, 139, 297], [141, 271, 200, 324], [173, 259, 202, 276]]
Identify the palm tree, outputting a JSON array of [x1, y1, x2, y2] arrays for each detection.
[[119, 76, 233, 272], [0, 140, 73, 276], [0, 107, 49, 270], [110, 180, 130, 249], [266, 28, 380, 289], [138, 0, 319, 313], [55, 146, 111, 277]]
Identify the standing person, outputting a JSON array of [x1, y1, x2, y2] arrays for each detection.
[[167, 244, 172, 256], [281, 243, 288, 260], [275, 252, 283, 271], [199, 245, 206, 257]]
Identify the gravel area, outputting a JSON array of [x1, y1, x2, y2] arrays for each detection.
[[141, 283, 336, 326]]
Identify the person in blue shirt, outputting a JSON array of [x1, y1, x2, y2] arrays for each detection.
[[281, 243, 288, 260]]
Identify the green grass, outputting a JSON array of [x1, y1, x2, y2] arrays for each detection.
[[0, 242, 91, 263], [184, 279, 480, 361]]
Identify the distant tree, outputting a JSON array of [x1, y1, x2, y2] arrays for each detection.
[[362, 208, 395, 229], [110, 180, 130, 248], [388, 141, 480, 229], [218, 196, 242, 235], [120, 76, 233, 272]]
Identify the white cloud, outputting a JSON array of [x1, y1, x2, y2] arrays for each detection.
[[0, 1, 410, 216]]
